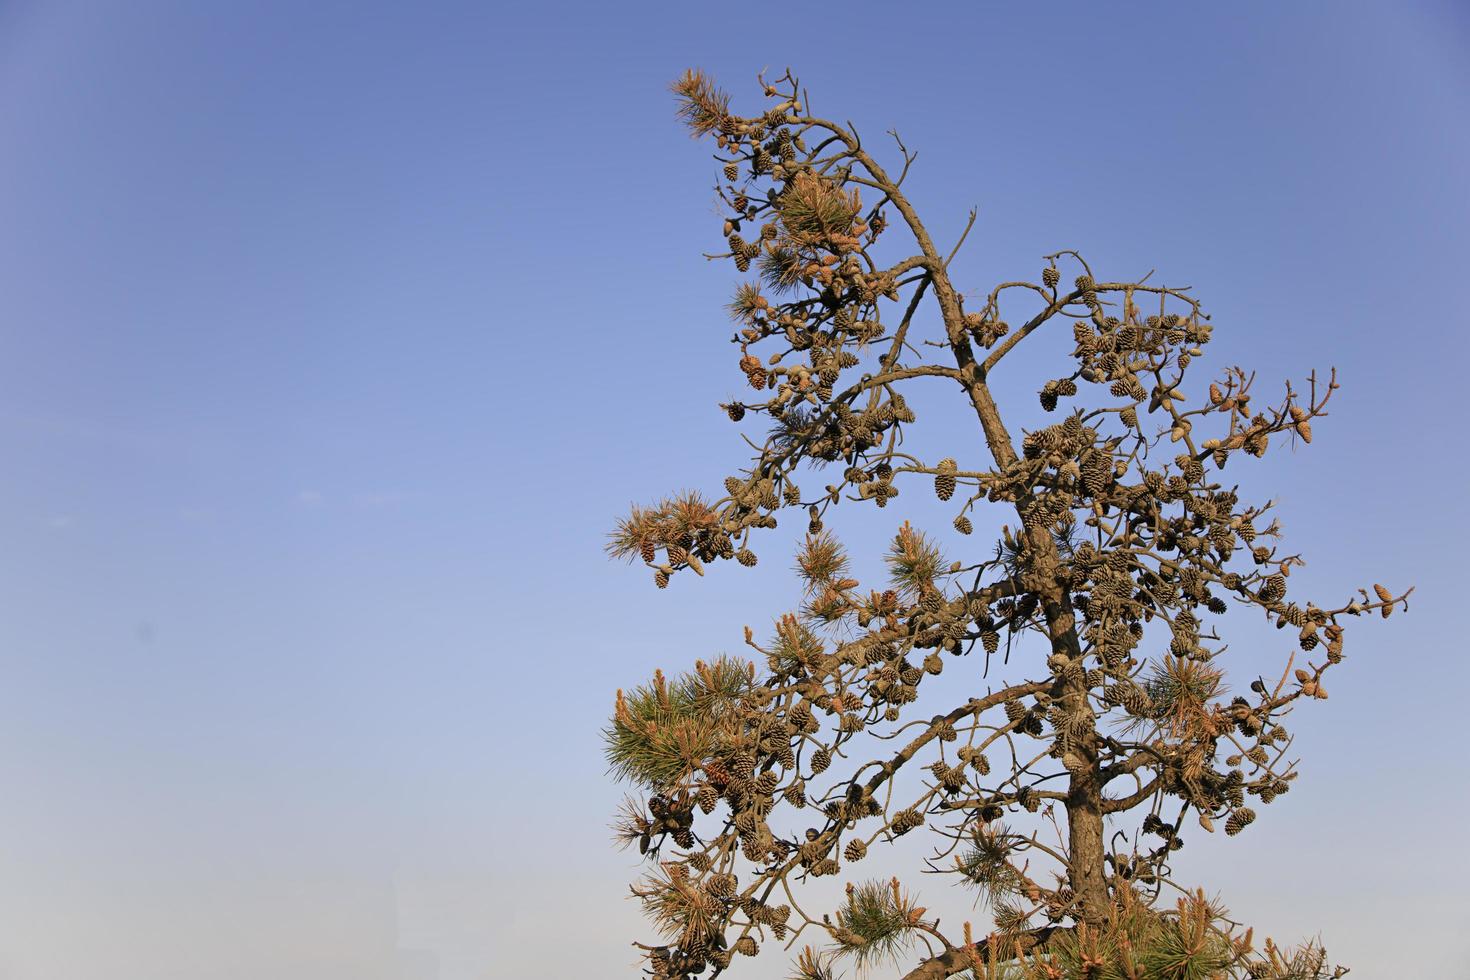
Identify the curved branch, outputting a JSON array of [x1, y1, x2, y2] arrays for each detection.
[[1102, 774, 1162, 815]]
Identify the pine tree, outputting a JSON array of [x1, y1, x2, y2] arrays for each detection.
[[605, 68, 1408, 980]]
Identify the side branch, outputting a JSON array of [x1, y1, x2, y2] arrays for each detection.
[[897, 926, 1058, 980]]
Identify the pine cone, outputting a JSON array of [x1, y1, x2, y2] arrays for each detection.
[[1225, 807, 1256, 836]]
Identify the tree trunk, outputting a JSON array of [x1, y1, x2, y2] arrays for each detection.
[[949, 338, 1111, 925], [886, 198, 1113, 924]]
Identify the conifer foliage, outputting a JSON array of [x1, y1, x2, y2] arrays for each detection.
[[605, 69, 1407, 979]]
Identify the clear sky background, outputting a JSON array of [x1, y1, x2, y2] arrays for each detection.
[[0, 2, 1465, 978]]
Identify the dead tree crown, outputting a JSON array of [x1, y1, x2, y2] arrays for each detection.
[[605, 69, 1409, 980]]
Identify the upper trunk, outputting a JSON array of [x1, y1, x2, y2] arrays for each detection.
[[937, 280, 1112, 926]]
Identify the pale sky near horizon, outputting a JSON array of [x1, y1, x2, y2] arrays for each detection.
[[0, 2, 1466, 978]]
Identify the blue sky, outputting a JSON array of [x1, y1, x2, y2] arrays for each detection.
[[0, 2, 1465, 977]]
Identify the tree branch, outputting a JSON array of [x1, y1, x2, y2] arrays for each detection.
[[896, 926, 1058, 980]]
